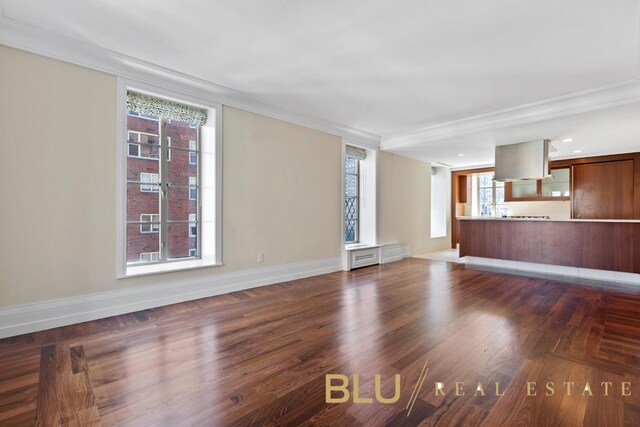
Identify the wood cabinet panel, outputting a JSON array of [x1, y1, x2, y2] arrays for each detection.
[[603, 223, 635, 273], [458, 220, 639, 274], [572, 160, 634, 219], [457, 175, 467, 203], [636, 224, 640, 274], [503, 221, 542, 263], [541, 222, 583, 267], [582, 223, 605, 270]]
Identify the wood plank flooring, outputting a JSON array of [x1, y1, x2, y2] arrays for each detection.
[[1, 258, 640, 426]]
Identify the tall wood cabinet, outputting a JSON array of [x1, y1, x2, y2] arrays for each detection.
[[572, 160, 635, 219]]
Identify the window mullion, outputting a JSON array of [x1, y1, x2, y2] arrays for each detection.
[[159, 120, 169, 262]]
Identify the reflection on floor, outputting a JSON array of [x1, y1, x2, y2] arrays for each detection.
[[414, 247, 466, 264], [2, 258, 639, 425]]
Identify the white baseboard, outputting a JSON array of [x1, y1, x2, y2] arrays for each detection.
[[0, 256, 342, 339], [466, 257, 640, 286], [401, 245, 411, 259]]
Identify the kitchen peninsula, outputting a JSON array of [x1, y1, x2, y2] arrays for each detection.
[[458, 217, 640, 279]]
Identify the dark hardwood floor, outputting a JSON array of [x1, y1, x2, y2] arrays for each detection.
[[1, 258, 640, 426]]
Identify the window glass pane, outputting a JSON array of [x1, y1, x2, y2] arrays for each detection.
[[479, 203, 492, 216], [511, 181, 537, 198], [345, 157, 357, 174], [166, 187, 197, 221], [125, 98, 208, 269], [126, 182, 159, 221], [128, 143, 139, 157], [166, 120, 198, 186], [496, 204, 509, 217], [345, 219, 357, 243], [541, 168, 570, 197], [345, 197, 358, 221], [479, 187, 493, 205], [127, 223, 160, 264], [167, 223, 196, 260], [345, 174, 357, 198], [478, 174, 493, 187], [496, 186, 505, 204], [344, 155, 359, 244]]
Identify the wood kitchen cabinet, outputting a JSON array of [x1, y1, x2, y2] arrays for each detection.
[[504, 167, 570, 202], [457, 175, 468, 203], [572, 160, 634, 219]]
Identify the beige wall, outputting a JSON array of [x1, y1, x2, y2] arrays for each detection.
[[378, 151, 450, 255], [0, 45, 342, 307]]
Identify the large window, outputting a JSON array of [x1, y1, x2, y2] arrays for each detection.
[[478, 174, 508, 217], [122, 89, 219, 276], [344, 155, 359, 243], [430, 167, 447, 238]]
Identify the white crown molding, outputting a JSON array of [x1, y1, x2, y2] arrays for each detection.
[[4, 2, 640, 154], [381, 78, 640, 150], [0, 256, 343, 339], [0, 11, 381, 148]]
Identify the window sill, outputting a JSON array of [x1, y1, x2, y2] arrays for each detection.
[[120, 258, 223, 279], [344, 243, 381, 250]]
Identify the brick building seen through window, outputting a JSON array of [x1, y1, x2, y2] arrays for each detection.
[[126, 113, 198, 263]]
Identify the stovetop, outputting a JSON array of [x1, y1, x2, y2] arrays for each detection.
[[502, 215, 550, 219]]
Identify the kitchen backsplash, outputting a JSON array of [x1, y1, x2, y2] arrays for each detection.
[[505, 201, 571, 219]]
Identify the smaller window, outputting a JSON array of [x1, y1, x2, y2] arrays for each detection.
[[189, 177, 197, 200], [189, 140, 197, 165], [189, 248, 197, 257], [128, 143, 140, 157], [140, 252, 160, 262], [189, 213, 197, 237], [140, 214, 160, 233], [167, 136, 171, 162], [128, 131, 160, 160], [140, 173, 159, 192]]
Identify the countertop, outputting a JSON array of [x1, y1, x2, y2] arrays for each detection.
[[456, 216, 640, 223]]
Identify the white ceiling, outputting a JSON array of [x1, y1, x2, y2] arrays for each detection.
[[2, 0, 640, 167], [390, 101, 640, 168]]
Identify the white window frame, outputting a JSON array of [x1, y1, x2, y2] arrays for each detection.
[[140, 252, 160, 262], [140, 173, 159, 193], [117, 79, 222, 278], [140, 214, 160, 233]]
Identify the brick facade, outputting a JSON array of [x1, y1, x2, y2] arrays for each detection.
[[126, 114, 197, 263]]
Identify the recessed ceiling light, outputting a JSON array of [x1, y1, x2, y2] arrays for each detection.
[[457, 153, 465, 157], [573, 150, 582, 153], [562, 138, 573, 143]]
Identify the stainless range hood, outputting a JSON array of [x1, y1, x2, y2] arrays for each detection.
[[494, 139, 552, 182]]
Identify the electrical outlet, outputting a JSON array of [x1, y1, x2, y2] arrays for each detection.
[[257, 253, 264, 263]]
